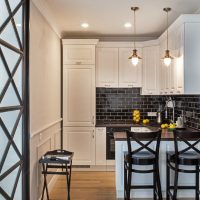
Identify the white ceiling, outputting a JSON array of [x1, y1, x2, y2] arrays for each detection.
[[33, 0, 200, 38]]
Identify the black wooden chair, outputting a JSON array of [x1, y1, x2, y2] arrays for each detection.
[[166, 130, 200, 200], [124, 130, 162, 200]]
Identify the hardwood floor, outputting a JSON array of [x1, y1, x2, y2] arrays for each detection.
[[50, 171, 194, 200], [50, 171, 116, 200]]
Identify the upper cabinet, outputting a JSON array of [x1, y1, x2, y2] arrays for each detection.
[[96, 48, 118, 87], [141, 46, 159, 95], [63, 39, 98, 65], [63, 45, 95, 65], [159, 15, 200, 95], [119, 48, 142, 88], [96, 43, 144, 88]]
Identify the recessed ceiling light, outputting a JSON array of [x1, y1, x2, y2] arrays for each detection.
[[124, 22, 132, 28], [81, 23, 89, 28]]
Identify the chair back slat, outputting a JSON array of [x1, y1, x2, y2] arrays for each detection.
[[126, 130, 161, 159], [173, 130, 200, 157]]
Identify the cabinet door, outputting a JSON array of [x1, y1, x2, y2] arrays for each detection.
[[63, 127, 95, 165], [142, 46, 159, 95], [96, 48, 118, 87], [63, 65, 95, 126], [119, 48, 142, 88], [63, 45, 95, 65], [174, 25, 184, 94], [95, 127, 106, 165], [159, 41, 167, 95]]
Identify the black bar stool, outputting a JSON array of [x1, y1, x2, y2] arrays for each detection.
[[166, 130, 200, 200], [39, 149, 73, 200], [124, 130, 162, 200]]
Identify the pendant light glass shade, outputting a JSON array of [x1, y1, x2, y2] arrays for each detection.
[[129, 7, 141, 66], [129, 49, 142, 66], [163, 8, 173, 66], [163, 50, 173, 66]]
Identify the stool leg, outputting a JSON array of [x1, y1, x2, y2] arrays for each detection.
[[66, 164, 70, 200], [166, 161, 170, 200], [196, 165, 199, 200], [124, 162, 127, 200], [127, 165, 132, 200], [42, 164, 50, 200]]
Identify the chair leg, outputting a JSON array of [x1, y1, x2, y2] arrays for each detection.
[[172, 167, 178, 200], [166, 162, 170, 200], [156, 163, 163, 200], [196, 165, 199, 200], [153, 165, 157, 200], [127, 165, 132, 200], [124, 163, 127, 200]]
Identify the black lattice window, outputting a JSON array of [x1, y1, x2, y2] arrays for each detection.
[[0, 0, 29, 199]]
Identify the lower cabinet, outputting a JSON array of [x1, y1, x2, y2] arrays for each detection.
[[63, 127, 95, 165]]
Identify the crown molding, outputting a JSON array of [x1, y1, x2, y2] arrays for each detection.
[[31, 0, 61, 38]]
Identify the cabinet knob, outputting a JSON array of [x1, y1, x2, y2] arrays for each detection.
[[76, 61, 82, 65], [170, 91, 173, 94], [177, 90, 181, 93]]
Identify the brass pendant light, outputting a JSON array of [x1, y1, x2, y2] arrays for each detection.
[[163, 7, 173, 66], [129, 7, 142, 66]]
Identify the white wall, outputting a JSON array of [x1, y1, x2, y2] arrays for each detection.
[[29, 2, 61, 200]]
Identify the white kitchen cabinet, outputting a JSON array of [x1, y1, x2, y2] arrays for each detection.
[[119, 48, 142, 88], [96, 48, 118, 87], [95, 127, 106, 165], [62, 39, 98, 64], [63, 45, 96, 65], [63, 127, 95, 165], [159, 16, 200, 95], [63, 65, 95, 126], [141, 46, 159, 95]]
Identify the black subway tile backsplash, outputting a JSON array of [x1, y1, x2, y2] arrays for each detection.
[[96, 88, 200, 130]]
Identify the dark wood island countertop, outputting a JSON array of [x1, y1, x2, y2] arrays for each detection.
[[114, 127, 198, 141]]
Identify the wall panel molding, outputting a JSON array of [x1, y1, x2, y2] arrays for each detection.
[[31, 118, 62, 138]]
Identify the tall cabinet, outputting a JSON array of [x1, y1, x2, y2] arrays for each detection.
[[62, 39, 99, 165]]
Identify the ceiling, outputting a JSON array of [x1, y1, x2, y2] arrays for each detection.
[[33, 0, 200, 38]]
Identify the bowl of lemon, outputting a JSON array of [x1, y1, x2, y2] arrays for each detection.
[[161, 123, 177, 132], [143, 119, 150, 125]]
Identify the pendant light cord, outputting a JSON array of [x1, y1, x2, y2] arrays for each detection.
[[167, 10, 169, 50], [134, 9, 136, 49]]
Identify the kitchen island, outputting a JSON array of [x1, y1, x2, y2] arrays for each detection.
[[114, 128, 199, 199]]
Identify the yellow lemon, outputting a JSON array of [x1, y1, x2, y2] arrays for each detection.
[[146, 119, 150, 124], [161, 124, 166, 129], [143, 119, 147, 124]]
